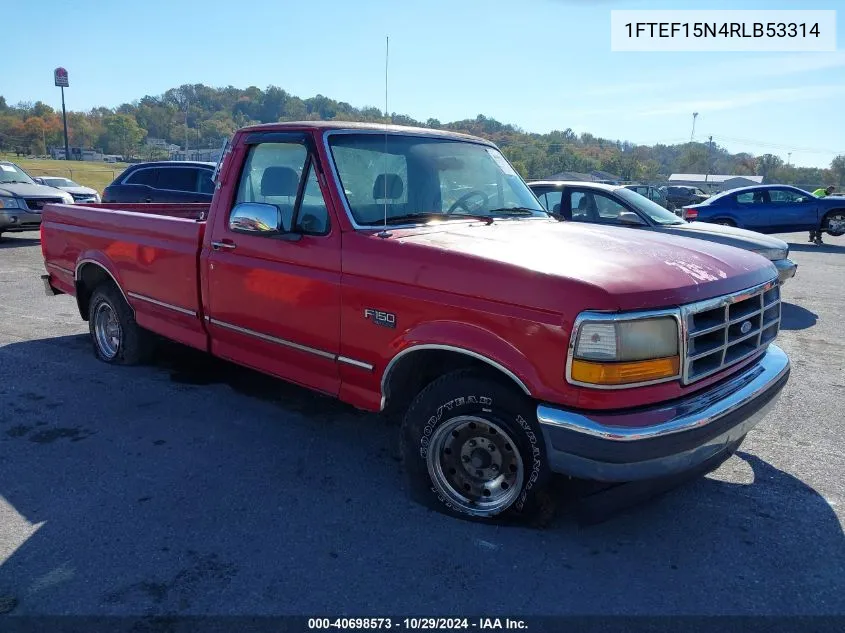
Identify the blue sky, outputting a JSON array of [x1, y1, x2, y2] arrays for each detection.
[[3, 0, 843, 168]]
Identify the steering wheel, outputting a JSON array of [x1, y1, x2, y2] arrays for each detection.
[[446, 190, 489, 215]]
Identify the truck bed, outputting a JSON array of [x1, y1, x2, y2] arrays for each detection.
[[41, 202, 210, 350]]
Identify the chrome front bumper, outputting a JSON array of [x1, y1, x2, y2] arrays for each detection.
[[537, 344, 790, 482], [775, 258, 797, 284]]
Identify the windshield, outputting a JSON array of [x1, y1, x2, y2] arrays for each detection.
[[615, 187, 685, 225], [327, 134, 547, 226], [42, 177, 76, 187], [0, 163, 35, 185]]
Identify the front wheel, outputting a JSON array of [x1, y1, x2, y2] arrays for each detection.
[[824, 211, 845, 237], [401, 370, 551, 524]]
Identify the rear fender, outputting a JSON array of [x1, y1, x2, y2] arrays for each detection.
[[74, 253, 132, 320]]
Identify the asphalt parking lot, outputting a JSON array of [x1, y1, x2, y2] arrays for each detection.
[[0, 231, 843, 619]]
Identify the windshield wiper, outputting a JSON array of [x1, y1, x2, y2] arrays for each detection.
[[486, 207, 545, 217], [370, 212, 494, 226], [2, 180, 30, 184]]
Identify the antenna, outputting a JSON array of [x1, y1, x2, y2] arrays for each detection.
[[378, 35, 392, 239]]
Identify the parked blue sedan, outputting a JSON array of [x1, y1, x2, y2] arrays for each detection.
[[683, 185, 845, 238]]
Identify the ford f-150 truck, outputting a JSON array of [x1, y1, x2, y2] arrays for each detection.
[[40, 121, 790, 523]]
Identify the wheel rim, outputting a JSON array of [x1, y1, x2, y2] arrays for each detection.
[[94, 302, 121, 360], [426, 415, 524, 516], [828, 214, 845, 234]]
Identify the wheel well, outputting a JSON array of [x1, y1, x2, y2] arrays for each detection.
[[822, 208, 845, 225], [381, 348, 529, 418], [75, 263, 122, 321]]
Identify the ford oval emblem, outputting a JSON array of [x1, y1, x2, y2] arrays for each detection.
[[740, 320, 752, 335]]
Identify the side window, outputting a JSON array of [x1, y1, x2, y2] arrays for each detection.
[[197, 169, 215, 194], [124, 168, 157, 186], [570, 191, 590, 220], [736, 191, 766, 205], [592, 192, 629, 222], [769, 189, 807, 203], [156, 167, 201, 192], [544, 190, 563, 213], [233, 141, 329, 236], [296, 165, 330, 235]]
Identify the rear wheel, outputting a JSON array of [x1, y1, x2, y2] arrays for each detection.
[[88, 283, 154, 365], [824, 211, 845, 237], [713, 218, 736, 227], [401, 369, 552, 524]]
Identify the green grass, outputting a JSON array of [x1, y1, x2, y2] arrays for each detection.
[[0, 154, 129, 193]]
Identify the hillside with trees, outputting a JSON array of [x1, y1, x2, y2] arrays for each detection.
[[1, 85, 842, 187]]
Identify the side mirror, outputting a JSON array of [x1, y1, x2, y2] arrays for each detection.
[[34, 177, 43, 184], [618, 211, 646, 226], [229, 202, 289, 235]]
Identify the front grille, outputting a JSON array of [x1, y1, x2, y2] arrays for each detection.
[[682, 279, 780, 384], [24, 197, 64, 211]]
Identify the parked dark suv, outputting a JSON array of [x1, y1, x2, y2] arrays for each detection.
[[659, 185, 710, 212], [102, 161, 216, 203]]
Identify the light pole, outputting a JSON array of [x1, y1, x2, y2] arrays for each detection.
[[690, 112, 699, 143], [54, 68, 70, 160]]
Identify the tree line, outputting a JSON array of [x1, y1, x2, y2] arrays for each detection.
[[1, 85, 843, 187]]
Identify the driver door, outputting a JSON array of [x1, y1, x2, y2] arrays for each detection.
[[202, 133, 342, 395], [764, 187, 819, 232]]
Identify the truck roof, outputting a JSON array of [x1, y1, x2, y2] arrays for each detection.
[[239, 121, 495, 145]]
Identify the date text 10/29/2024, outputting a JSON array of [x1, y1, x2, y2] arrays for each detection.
[[308, 618, 528, 630]]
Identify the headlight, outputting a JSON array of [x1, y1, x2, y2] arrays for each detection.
[[62, 194, 75, 204], [752, 247, 788, 261], [0, 196, 22, 209], [568, 314, 681, 387]]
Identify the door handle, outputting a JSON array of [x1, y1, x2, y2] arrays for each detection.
[[211, 240, 237, 251], [143, 197, 152, 203]]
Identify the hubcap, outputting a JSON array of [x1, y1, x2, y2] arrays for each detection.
[[427, 415, 524, 516], [94, 302, 121, 359], [828, 214, 845, 233]]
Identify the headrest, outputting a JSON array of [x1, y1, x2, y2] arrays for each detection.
[[373, 173, 404, 200], [261, 166, 299, 197]]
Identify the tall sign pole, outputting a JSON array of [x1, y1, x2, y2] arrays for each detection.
[[54, 67, 70, 160]]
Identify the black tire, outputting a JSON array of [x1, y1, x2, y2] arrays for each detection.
[[713, 218, 736, 227], [823, 211, 845, 237], [401, 369, 553, 525], [88, 283, 154, 365]]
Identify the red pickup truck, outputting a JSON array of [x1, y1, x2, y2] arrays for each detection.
[[40, 121, 790, 523]]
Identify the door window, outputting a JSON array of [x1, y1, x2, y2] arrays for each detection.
[[768, 188, 809, 203], [736, 191, 766, 205], [234, 141, 329, 236], [569, 190, 629, 223], [156, 167, 201, 192], [197, 169, 215, 194], [124, 168, 158, 186]]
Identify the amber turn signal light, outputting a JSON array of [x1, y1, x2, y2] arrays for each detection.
[[571, 356, 680, 386]]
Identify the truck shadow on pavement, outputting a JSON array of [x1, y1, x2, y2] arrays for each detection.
[[779, 302, 818, 331], [0, 334, 843, 616], [0, 237, 40, 250]]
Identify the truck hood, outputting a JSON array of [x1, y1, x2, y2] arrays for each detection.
[[655, 222, 789, 258], [390, 219, 778, 311], [0, 182, 70, 198]]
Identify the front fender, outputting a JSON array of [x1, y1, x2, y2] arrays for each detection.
[[381, 320, 545, 399]]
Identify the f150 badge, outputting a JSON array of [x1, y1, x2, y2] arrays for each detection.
[[364, 308, 396, 329]]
